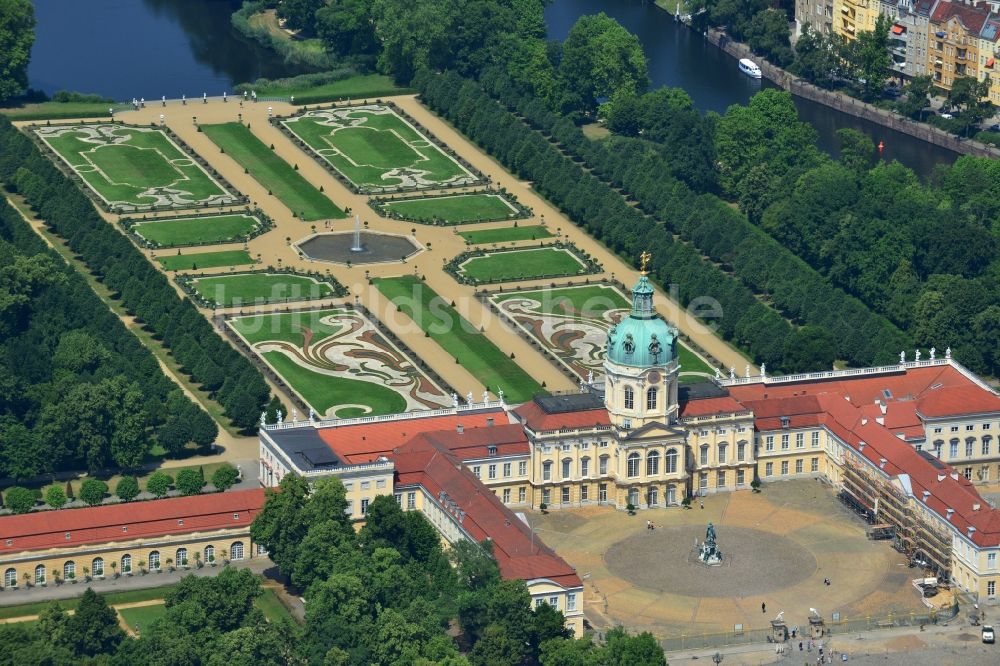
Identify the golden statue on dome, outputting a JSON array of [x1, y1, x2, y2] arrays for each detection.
[[639, 250, 652, 275]]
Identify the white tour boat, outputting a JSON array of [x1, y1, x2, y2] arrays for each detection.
[[738, 58, 762, 79]]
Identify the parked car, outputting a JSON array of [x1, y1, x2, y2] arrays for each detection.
[[988, 123, 1000, 132], [984, 625, 995, 644], [940, 112, 954, 120]]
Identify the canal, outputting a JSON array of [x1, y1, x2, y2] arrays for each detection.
[[25, 0, 958, 177]]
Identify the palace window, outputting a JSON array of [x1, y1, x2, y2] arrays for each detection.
[[473, 465, 481, 478], [580, 457, 590, 477], [599, 455, 610, 475], [700, 444, 709, 466], [765, 462, 774, 476], [518, 461, 527, 476], [395, 493, 402, 506], [63, 561, 75, 580], [503, 462, 512, 477], [502, 488, 511, 503], [699, 473, 708, 490], [811, 457, 819, 473], [35, 565, 45, 585], [966, 439, 975, 457], [4, 568, 15, 588], [581, 484, 589, 501], [488, 464, 497, 480], [599, 483, 608, 502], [627, 453, 641, 477], [736, 469, 745, 486], [92, 557, 104, 577], [796, 433, 804, 448], [407, 492, 416, 509], [175, 549, 187, 567], [562, 487, 570, 504], [781, 434, 789, 450], [765, 435, 774, 452], [950, 439, 959, 458], [965, 467, 973, 480], [984, 437, 993, 456], [361, 499, 369, 515], [624, 386, 634, 410], [231, 541, 244, 561], [968, 424, 976, 431], [628, 488, 640, 506], [665, 448, 678, 474], [795, 459, 803, 474], [518, 487, 526, 503], [567, 593, 577, 612], [121, 554, 132, 573], [812, 432, 820, 447], [718, 443, 728, 464], [542, 489, 551, 504], [781, 461, 789, 475], [989, 553, 997, 570], [989, 581, 996, 597], [646, 387, 658, 410], [647, 486, 658, 506], [737, 441, 746, 461], [542, 461, 552, 481], [647, 450, 660, 476], [561, 459, 571, 479]]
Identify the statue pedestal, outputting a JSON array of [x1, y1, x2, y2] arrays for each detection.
[[697, 542, 723, 566]]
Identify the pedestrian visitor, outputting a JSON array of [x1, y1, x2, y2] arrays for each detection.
[[762, 602, 766, 614]]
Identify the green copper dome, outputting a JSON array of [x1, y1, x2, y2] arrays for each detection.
[[606, 275, 676, 368]]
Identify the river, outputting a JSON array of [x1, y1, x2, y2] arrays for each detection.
[[25, 0, 957, 177]]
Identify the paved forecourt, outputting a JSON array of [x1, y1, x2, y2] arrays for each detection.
[[282, 104, 480, 192], [529, 480, 927, 638], [228, 306, 452, 419], [34, 123, 237, 210]]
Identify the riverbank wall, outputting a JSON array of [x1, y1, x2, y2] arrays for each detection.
[[704, 28, 1000, 160]]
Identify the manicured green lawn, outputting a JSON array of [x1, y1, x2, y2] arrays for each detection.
[[383, 193, 519, 224], [119, 603, 167, 632], [459, 225, 553, 244], [1, 101, 117, 121], [132, 213, 261, 247], [36, 124, 231, 208], [374, 276, 543, 403], [262, 351, 406, 418], [247, 74, 408, 104], [229, 308, 343, 346], [157, 249, 254, 271], [677, 344, 715, 379], [256, 587, 296, 624], [0, 584, 179, 620], [458, 248, 586, 282], [201, 122, 344, 221], [190, 273, 336, 306], [283, 107, 475, 191]]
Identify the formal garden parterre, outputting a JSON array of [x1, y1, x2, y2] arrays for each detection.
[[121, 209, 273, 248], [446, 243, 601, 285], [33, 123, 242, 212], [459, 224, 553, 244], [157, 249, 256, 272], [201, 122, 345, 221], [488, 283, 715, 381], [279, 103, 481, 193], [370, 189, 529, 225], [228, 306, 452, 418], [373, 275, 544, 403], [177, 270, 346, 308]]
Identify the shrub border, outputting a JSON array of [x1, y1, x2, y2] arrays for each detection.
[[119, 207, 274, 249]]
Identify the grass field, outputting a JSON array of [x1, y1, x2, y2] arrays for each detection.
[[157, 249, 254, 271], [36, 124, 233, 209], [201, 122, 343, 221], [190, 273, 337, 306], [241, 74, 407, 105], [283, 106, 477, 191], [382, 193, 519, 224], [229, 309, 342, 346], [458, 247, 587, 282], [256, 587, 297, 624], [0, 584, 178, 620], [118, 603, 167, 632], [131, 213, 262, 247], [459, 225, 553, 244], [1, 101, 118, 121], [262, 351, 406, 418], [373, 276, 543, 403]]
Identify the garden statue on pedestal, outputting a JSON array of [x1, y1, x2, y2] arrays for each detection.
[[699, 522, 723, 566]]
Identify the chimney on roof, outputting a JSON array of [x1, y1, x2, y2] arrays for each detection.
[[879, 458, 887, 469], [859, 441, 866, 452], [974, 503, 982, 511], [487, 417, 494, 427], [457, 424, 464, 435], [951, 471, 959, 481], [947, 508, 955, 519], [938, 473, 946, 482], [923, 490, 931, 500]]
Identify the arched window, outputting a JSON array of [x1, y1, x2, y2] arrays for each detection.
[[121, 554, 132, 574], [4, 568, 16, 588], [717, 442, 728, 464], [63, 561, 75, 580], [230, 541, 245, 561], [700, 444, 709, 466], [542, 461, 552, 481], [949, 438, 959, 458], [149, 551, 160, 571], [91, 558, 104, 578], [665, 448, 678, 474], [627, 488, 639, 506], [34, 564, 45, 585], [966, 437, 976, 457], [984, 436, 993, 456], [627, 452, 641, 477], [646, 450, 660, 476], [561, 458, 572, 479], [176, 548, 188, 567], [624, 386, 634, 410], [204, 545, 216, 563], [580, 456, 590, 477], [737, 441, 747, 462], [646, 387, 657, 410], [646, 486, 658, 506]]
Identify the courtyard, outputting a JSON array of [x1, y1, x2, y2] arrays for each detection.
[[528, 479, 928, 638]]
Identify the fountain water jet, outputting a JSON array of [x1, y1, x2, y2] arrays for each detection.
[[350, 214, 364, 252]]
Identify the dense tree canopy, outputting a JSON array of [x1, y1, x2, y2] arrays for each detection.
[[0, 0, 35, 102]]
